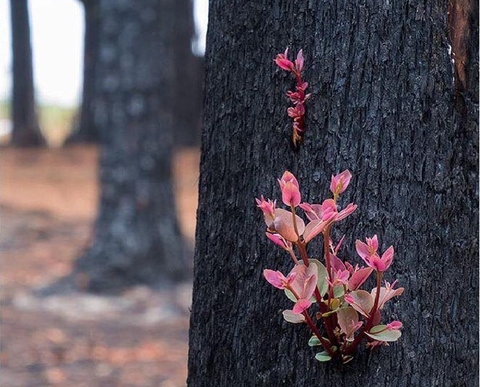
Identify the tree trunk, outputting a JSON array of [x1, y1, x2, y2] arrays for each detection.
[[188, 1, 478, 386], [172, 0, 202, 146], [9, 0, 46, 147], [73, 0, 190, 293], [65, 0, 101, 144], [67, 0, 202, 146]]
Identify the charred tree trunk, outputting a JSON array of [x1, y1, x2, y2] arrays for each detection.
[[188, 1, 478, 386], [66, 0, 100, 144], [9, 0, 45, 147], [172, 0, 202, 146], [68, 0, 202, 146], [73, 0, 189, 293]]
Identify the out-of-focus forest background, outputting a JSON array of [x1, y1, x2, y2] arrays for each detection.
[[1, 0, 205, 385]]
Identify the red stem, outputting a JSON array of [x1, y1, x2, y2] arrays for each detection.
[[295, 239, 310, 267], [344, 271, 383, 355], [290, 204, 300, 242], [296, 234, 338, 348], [286, 283, 336, 357], [303, 311, 336, 358]]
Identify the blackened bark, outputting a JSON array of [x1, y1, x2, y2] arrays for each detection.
[[73, 0, 190, 293], [65, 0, 101, 144], [9, 0, 45, 147], [172, 0, 202, 146], [188, 1, 478, 386]]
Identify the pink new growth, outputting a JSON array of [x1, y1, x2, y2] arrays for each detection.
[[327, 268, 350, 287], [288, 264, 318, 314], [330, 170, 352, 199], [265, 232, 292, 251], [356, 235, 379, 256], [274, 48, 310, 147], [257, 167, 403, 363], [371, 280, 405, 309], [278, 171, 301, 207], [256, 196, 276, 225], [274, 48, 294, 71], [337, 307, 363, 342], [294, 50, 304, 73], [386, 321, 403, 330], [263, 264, 317, 314], [271, 208, 305, 242], [356, 235, 394, 272], [299, 202, 334, 222], [263, 269, 296, 289]]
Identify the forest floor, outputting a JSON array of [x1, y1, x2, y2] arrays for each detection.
[[0, 145, 200, 387]]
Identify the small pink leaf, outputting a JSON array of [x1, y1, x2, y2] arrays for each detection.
[[303, 219, 327, 243], [265, 232, 291, 251], [371, 281, 404, 309], [274, 49, 294, 71], [355, 240, 370, 260], [381, 246, 394, 271], [273, 208, 305, 242], [330, 170, 352, 196], [289, 263, 318, 301], [337, 307, 362, 342], [299, 203, 323, 221], [295, 49, 304, 72], [344, 290, 374, 317], [293, 299, 312, 314], [263, 269, 288, 289], [348, 267, 374, 291], [330, 254, 346, 272]]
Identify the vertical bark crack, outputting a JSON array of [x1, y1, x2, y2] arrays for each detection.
[[447, 0, 475, 110]]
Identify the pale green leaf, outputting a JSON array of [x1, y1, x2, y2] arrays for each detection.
[[369, 324, 387, 334], [337, 306, 360, 340], [346, 289, 374, 317], [284, 289, 297, 302], [365, 327, 402, 342], [315, 351, 332, 362], [309, 259, 328, 297], [308, 336, 321, 347], [333, 284, 345, 298], [282, 310, 305, 324]]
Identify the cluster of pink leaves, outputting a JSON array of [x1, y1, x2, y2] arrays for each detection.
[[274, 49, 311, 148], [257, 170, 404, 363]]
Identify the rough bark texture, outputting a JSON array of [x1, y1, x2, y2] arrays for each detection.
[[66, 0, 101, 144], [188, 1, 478, 386], [74, 0, 189, 293], [9, 0, 45, 147]]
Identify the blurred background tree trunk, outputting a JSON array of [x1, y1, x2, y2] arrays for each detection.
[[73, 0, 190, 293], [172, 0, 203, 146], [65, 0, 101, 144], [188, 1, 478, 385], [9, 0, 45, 147], [67, 0, 202, 146]]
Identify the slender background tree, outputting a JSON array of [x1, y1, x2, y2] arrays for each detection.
[[188, 1, 478, 385], [65, 0, 101, 144], [71, 0, 190, 293], [172, 0, 203, 146], [9, 0, 46, 147]]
